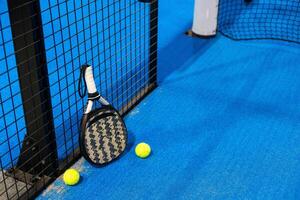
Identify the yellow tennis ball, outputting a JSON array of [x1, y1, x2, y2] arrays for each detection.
[[135, 142, 151, 158], [63, 169, 80, 186]]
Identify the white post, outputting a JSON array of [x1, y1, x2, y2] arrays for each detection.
[[191, 0, 219, 37]]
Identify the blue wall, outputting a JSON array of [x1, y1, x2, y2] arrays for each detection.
[[40, 0, 150, 160], [0, 0, 151, 168], [0, 0, 26, 169]]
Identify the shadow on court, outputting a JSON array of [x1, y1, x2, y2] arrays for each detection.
[[157, 26, 217, 82]]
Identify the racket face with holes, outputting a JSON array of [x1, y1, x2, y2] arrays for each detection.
[[80, 107, 127, 166]]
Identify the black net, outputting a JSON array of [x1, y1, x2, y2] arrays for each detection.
[[0, 0, 158, 199], [218, 0, 300, 43]]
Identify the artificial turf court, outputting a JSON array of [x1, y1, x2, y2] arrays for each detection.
[[38, 0, 300, 199]]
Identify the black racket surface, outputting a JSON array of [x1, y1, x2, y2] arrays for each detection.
[[80, 107, 127, 165]]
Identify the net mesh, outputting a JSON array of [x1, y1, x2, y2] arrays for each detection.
[[218, 0, 300, 43], [0, 0, 157, 199]]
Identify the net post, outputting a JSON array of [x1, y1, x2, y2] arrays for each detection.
[[7, 0, 58, 178]]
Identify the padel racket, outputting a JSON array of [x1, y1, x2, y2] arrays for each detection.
[[78, 65, 127, 166]]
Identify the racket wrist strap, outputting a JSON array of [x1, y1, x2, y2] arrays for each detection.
[[78, 65, 88, 98]]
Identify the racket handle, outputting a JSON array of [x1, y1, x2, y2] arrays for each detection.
[[82, 65, 110, 106], [84, 65, 98, 95]]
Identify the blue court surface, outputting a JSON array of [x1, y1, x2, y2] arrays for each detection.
[[38, 0, 300, 199]]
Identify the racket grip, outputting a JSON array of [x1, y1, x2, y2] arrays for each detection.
[[84, 65, 98, 95]]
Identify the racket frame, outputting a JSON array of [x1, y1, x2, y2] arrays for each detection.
[[79, 105, 127, 166]]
